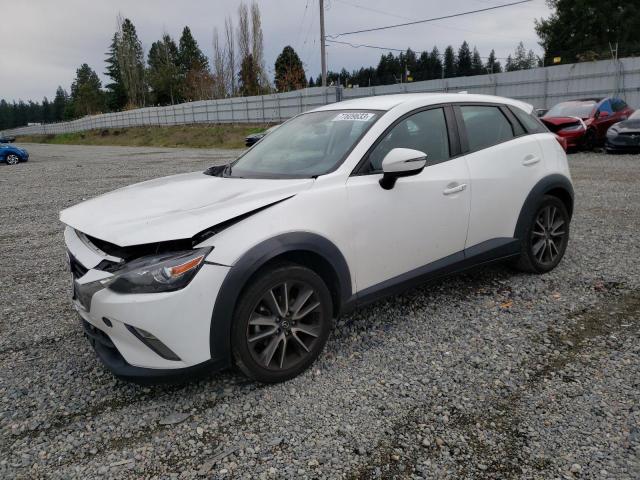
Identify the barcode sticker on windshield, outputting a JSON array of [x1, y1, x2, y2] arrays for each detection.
[[332, 112, 376, 122]]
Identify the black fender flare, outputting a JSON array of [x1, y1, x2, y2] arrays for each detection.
[[209, 232, 352, 364], [514, 174, 574, 239]]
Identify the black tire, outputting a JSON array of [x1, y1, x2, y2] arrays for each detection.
[[583, 129, 596, 151], [231, 262, 333, 383], [514, 195, 570, 273], [5, 154, 20, 166]]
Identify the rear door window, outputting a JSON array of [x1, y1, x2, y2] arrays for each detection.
[[460, 105, 515, 152]]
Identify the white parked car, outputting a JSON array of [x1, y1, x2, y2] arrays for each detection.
[[61, 93, 573, 384]]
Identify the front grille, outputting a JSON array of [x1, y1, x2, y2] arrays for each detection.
[[68, 252, 88, 279]]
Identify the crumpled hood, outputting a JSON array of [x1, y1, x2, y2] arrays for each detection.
[[540, 116, 585, 127], [60, 171, 314, 246]]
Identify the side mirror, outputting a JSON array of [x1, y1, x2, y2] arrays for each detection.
[[379, 148, 427, 190]]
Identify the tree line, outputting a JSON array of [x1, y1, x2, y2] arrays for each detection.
[[313, 41, 539, 89]]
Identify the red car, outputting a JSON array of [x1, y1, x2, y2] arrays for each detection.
[[541, 97, 634, 150]]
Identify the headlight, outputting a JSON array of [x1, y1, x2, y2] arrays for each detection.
[[102, 247, 212, 294], [606, 128, 618, 137], [559, 124, 584, 132]]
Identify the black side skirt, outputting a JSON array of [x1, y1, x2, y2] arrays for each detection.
[[347, 237, 521, 309]]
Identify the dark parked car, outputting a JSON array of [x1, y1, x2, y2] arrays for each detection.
[[245, 124, 280, 147], [1, 144, 29, 165], [541, 97, 634, 150], [606, 110, 640, 153], [0, 135, 16, 143]]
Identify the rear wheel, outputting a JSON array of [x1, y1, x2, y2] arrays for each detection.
[[515, 195, 570, 273], [231, 263, 333, 383], [6, 154, 19, 165]]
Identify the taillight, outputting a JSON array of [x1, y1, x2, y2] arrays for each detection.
[[554, 134, 568, 151]]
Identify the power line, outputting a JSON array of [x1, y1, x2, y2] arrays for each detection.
[[332, 0, 412, 21], [327, 0, 532, 38], [333, 0, 532, 42], [326, 38, 512, 60]]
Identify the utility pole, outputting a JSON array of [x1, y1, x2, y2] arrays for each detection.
[[320, 0, 327, 87]]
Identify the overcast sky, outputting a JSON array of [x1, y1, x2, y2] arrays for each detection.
[[1, 0, 552, 102]]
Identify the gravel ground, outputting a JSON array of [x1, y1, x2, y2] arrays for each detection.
[[1, 144, 639, 480]]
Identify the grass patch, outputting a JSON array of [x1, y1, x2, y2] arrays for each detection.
[[17, 124, 271, 149]]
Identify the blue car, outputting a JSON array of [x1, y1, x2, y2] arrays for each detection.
[[1, 144, 29, 165]]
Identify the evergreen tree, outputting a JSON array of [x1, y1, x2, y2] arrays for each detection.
[[147, 34, 181, 105], [70, 63, 104, 117], [513, 42, 528, 70], [42, 97, 51, 123], [104, 33, 128, 111], [52, 86, 69, 121], [505, 55, 515, 72], [428, 47, 443, 79], [178, 26, 209, 73], [536, 0, 640, 64], [471, 47, 484, 75], [443, 46, 456, 78], [308, 76, 315, 87], [456, 41, 472, 77], [116, 17, 146, 107], [485, 49, 502, 73], [178, 26, 213, 100], [274, 46, 306, 92]]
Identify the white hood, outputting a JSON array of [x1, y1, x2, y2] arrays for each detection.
[[60, 172, 314, 246]]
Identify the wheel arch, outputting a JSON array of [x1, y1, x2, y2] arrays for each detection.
[[209, 232, 352, 364], [514, 174, 574, 239]]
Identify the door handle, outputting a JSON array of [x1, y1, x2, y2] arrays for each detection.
[[522, 155, 541, 166], [443, 183, 467, 195]]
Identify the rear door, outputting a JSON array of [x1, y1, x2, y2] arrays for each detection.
[[455, 104, 545, 248]]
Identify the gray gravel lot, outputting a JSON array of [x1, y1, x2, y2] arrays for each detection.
[[1, 143, 639, 479]]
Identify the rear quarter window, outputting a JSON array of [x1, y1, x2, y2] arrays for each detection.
[[510, 106, 549, 134]]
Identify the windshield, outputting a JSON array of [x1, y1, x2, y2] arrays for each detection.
[[545, 101, 596, 119], [228, 110, 380, 178], [629, 110, 640, 120]]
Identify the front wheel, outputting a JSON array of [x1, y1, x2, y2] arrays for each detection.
[[5, 154, 19, 165], [231, 263, 333, 383], [514, 195, 570, 273], [583, 129, 596, 150]]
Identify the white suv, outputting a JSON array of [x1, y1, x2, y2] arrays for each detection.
[[61, 93, 573, 384]]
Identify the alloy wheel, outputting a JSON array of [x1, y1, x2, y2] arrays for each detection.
[[246, 281, 322, 370], [531, 205, 566, 266], [6, 154, 19, 165]]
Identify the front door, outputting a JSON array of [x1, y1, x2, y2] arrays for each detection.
[[346, 107, 470, 292]]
